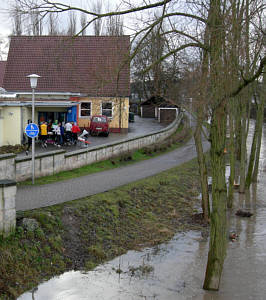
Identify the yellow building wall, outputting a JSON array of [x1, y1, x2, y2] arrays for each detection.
[[22, 107, 32, 133], [78, 97, 129, 131], [2, 107, 22, 146]]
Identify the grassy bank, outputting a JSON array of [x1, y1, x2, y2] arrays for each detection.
[[0, 157, 208, 299], [19, 120, 191, 186]]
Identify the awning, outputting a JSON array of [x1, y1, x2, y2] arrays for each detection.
[[32, 102, 78, 107], [0, 101, 78, 107]]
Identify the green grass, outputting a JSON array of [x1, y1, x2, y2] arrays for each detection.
[[19, 122, 192, 186]]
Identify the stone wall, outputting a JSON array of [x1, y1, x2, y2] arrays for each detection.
[[0, 180, 16, 236], [0, 154, 16, 180], [0, 114, 182, 182]]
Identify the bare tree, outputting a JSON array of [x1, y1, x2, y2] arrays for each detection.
[[11, 1, 23, 35], [48, 13, 59, 35], [11, 0, 44, 36], [106, 14, 124, 36], [30, 9, 43, 35], [67, 11, 77, 36], [132, 27, 165, 99], [91, 0, 103, 36], [80, 14, 87, 36]]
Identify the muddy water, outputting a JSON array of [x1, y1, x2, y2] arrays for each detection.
[[19, 122, 266, 300]]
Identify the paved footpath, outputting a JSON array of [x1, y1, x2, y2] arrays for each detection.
[[16, 138, 210, 211]]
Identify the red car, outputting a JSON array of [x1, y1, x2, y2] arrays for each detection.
[[89, 115, 110, 137]]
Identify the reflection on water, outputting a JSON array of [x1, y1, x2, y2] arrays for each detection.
[[19, 122, 266, 300], [19, 231, 210, 300]]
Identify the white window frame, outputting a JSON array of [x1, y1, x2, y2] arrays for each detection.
[[79, 102, 92, 118], [101, 101, 113, 118]]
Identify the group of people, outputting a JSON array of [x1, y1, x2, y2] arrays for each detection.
[[25, 120, 81, 155], [40, 120, 81, 147]]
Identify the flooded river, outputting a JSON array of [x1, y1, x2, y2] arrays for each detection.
[[19, 121, 266, 300]]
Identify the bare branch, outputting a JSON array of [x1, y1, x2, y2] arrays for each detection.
[[142, 43, 208, 75], [162, 29, 207, 49], [230, 56, 266, 98]]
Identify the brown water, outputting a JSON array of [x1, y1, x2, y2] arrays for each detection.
[[18, 122, 266, 300]]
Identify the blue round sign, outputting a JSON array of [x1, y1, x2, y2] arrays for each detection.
[[25, 123, 39, 138]]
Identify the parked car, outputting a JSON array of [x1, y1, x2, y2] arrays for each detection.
[[89, 115, 109, 137]]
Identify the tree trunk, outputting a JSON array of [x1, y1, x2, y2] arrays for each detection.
[[245, 101, 259, 188], [227, 99, 235, 208], [235, 101, 242, 160], [252, 117, 262, 181], [203, 105, 227, 290], [252, 76, 265, 181], [193, 15, 210, 222], [239, 99, 248, 193], [194, 117, 210, 221], [227, 0, 240, 206], [203, 0, 227, 290], [239, 0, 252, 193]]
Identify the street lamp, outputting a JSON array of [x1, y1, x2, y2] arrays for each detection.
[[27, 74, 40, 184]]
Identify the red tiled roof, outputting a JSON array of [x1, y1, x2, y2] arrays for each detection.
[[3, 36, 130, 97], [0, 61, 6, 87]]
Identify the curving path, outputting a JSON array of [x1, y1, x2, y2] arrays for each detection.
[[16, 135, 210, 211]]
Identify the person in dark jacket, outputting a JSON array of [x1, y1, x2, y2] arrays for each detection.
[[25, 119, 32, 155], [25, 136, 32, 155], [59, 123, 65, 145]]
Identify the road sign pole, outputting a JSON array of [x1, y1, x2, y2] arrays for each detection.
[[27, 74, 40, 185], [32, 88, 35, 184]]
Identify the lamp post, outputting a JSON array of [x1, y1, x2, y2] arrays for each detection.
[[27, 74, 40, 184]]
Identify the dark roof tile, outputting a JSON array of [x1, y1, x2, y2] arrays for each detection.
[[3, 36, 130, 97]]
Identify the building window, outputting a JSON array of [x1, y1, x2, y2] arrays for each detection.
[[80, 102, 91, 117], [101, 102, 113, 117]]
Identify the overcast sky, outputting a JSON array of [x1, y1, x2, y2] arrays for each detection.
[[0, 0, 190, 59], [0, 0, 143, 58], [0, 0, 135, 36], [0, 1, 12, 36]]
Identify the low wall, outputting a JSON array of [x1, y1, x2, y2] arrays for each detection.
[[0, 154, 16, 180], [0, 115, 183, 182], [0, 180, 16, 236]]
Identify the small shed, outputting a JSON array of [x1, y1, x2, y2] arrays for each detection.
[[140, 96, 179, 123], [158, 106, 178, 124], [140, 96, 165, 118]]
